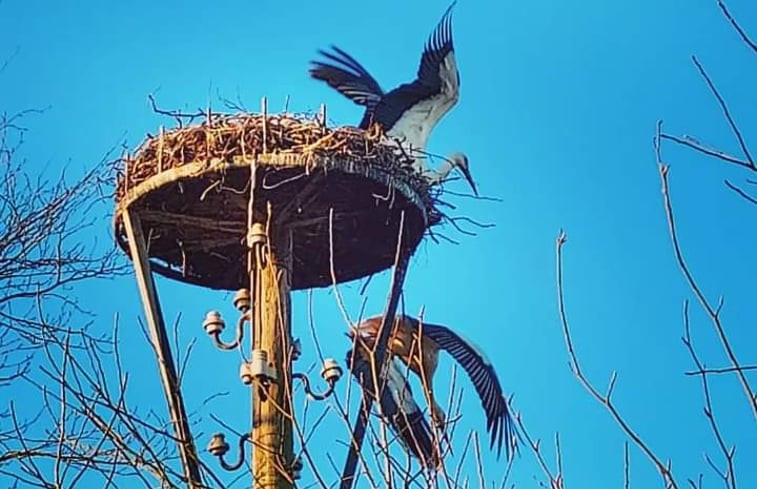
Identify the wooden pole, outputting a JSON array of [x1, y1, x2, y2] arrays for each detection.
[[122, 209, 203, 488], [248, 98, 294, 489], [250, 219, 294, 489]]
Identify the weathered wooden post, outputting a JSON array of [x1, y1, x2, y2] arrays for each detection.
[[121, 209, 203, 488], [248, 220, 294, 488]]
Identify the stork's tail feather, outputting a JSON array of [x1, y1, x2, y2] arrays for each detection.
[[394, 411, 442, 470]]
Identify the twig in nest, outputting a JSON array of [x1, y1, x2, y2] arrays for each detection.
[[438, 213, 479, 237], [261, 170, 308, 190], [147, 94, 205, 128], [448, 216, 496, 230], [442, 189, 503, 202]]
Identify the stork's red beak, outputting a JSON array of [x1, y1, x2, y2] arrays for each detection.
[[459, 165, 478, 197]]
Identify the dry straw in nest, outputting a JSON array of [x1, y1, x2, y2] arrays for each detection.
[[115, 112, 433, 208]]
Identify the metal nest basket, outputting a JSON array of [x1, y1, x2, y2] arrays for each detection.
[[113, 110, 441, 291]]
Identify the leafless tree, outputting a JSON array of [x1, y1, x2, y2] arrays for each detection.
[[0, 75, 203, 485], [0, 108, 126, 341], [544, 3, 756, 488]]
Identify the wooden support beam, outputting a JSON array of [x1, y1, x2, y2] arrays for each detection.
[[339, 214, 410, 489], [250, 222, 294, 489], [122, 209, 203, 488]]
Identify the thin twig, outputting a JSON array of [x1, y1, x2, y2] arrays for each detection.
[[556, 230, 679, 489], [724, 179, 757, 206], [512, 411, 560, 488], [659, 134, 752, 169], [681, 301, 737, 489], [685, 364, 757, 376], [690, 56, 754, 169], [717, 1, 757, 53], [624, 441, 630, 489]]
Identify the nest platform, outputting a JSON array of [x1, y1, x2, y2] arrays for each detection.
[[114, 112, 439, 291]]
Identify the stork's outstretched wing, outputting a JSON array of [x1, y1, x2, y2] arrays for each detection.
[[419, 322, 517, 460], [372, 1, 460, 144]]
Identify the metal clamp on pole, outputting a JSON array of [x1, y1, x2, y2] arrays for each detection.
[[207, 432, 250, 472], [292, 358, 342, 401], [203, 310, 249, 351]]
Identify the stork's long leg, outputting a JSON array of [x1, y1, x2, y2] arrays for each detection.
[[422, 368, 445, 427], [412, 333, 447, 430]]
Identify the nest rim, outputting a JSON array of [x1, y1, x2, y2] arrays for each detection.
[[113, 112, 440, 291]]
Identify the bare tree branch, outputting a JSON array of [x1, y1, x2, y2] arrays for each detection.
[[655, 124, 757, 417], [658, 134, 752, 170], [689, 56, 754, 169], [556, 230, 680, 489], [717, 1, 757, 53], [681, 301, 737, 489]]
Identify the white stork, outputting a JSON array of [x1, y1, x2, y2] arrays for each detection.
[[346, 347, 441, 470], [349, 315, 518, 460], [309, 2, 478, 196]]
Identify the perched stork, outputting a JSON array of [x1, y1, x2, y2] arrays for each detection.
[[346, 347, 441, 470], [349, 315, 517, 460], [309, 2, 478, 196]]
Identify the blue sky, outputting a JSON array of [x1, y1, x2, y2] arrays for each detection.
[[2, 0, 756, 487]]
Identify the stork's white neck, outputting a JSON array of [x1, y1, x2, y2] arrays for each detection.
[[425, 159, 455, 184]]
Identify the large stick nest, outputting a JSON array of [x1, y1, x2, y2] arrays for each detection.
[[114, 112, 441, 290]]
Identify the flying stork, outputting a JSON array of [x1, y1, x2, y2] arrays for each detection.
[[346, 346, 441, 470], [308, 2, 478, 196], [349, 315, 518, 460]]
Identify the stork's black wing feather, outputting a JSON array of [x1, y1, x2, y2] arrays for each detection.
[[417, 322, 517, 460], [309, 46, 384, 128], [416, 1, 456, 90]]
